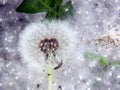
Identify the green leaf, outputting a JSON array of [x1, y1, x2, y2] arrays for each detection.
[[83, 52, 109, 66], [46, 0, 63, 19], [16, 0, 53, 13], [16, 0, 74, 19], [98, 57, 109, 66], [62, 1, 74, 18], [111, 61, 120, 67], [83, 52, 101, 61]]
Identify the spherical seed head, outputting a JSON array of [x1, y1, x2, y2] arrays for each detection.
[[19, 20, 78, 72]]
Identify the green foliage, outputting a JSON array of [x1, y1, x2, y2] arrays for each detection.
[[83, 52, 109, 66], [111, 61, 120, 67], [16, 0, 74, 19], [98, 57, 109, 66]]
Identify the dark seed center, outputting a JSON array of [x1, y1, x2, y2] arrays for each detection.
[[39, 38, 59, 55]]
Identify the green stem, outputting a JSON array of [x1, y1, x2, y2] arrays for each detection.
[[47, 65, 53, 90]]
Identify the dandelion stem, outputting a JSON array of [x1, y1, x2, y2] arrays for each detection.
[[47, 65, 53, 90]]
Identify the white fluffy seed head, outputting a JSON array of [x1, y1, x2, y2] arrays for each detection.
[[18, 20, 78, 73]]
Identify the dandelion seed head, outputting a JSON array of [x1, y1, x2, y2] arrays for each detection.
[[19, 20, 78, 73]]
